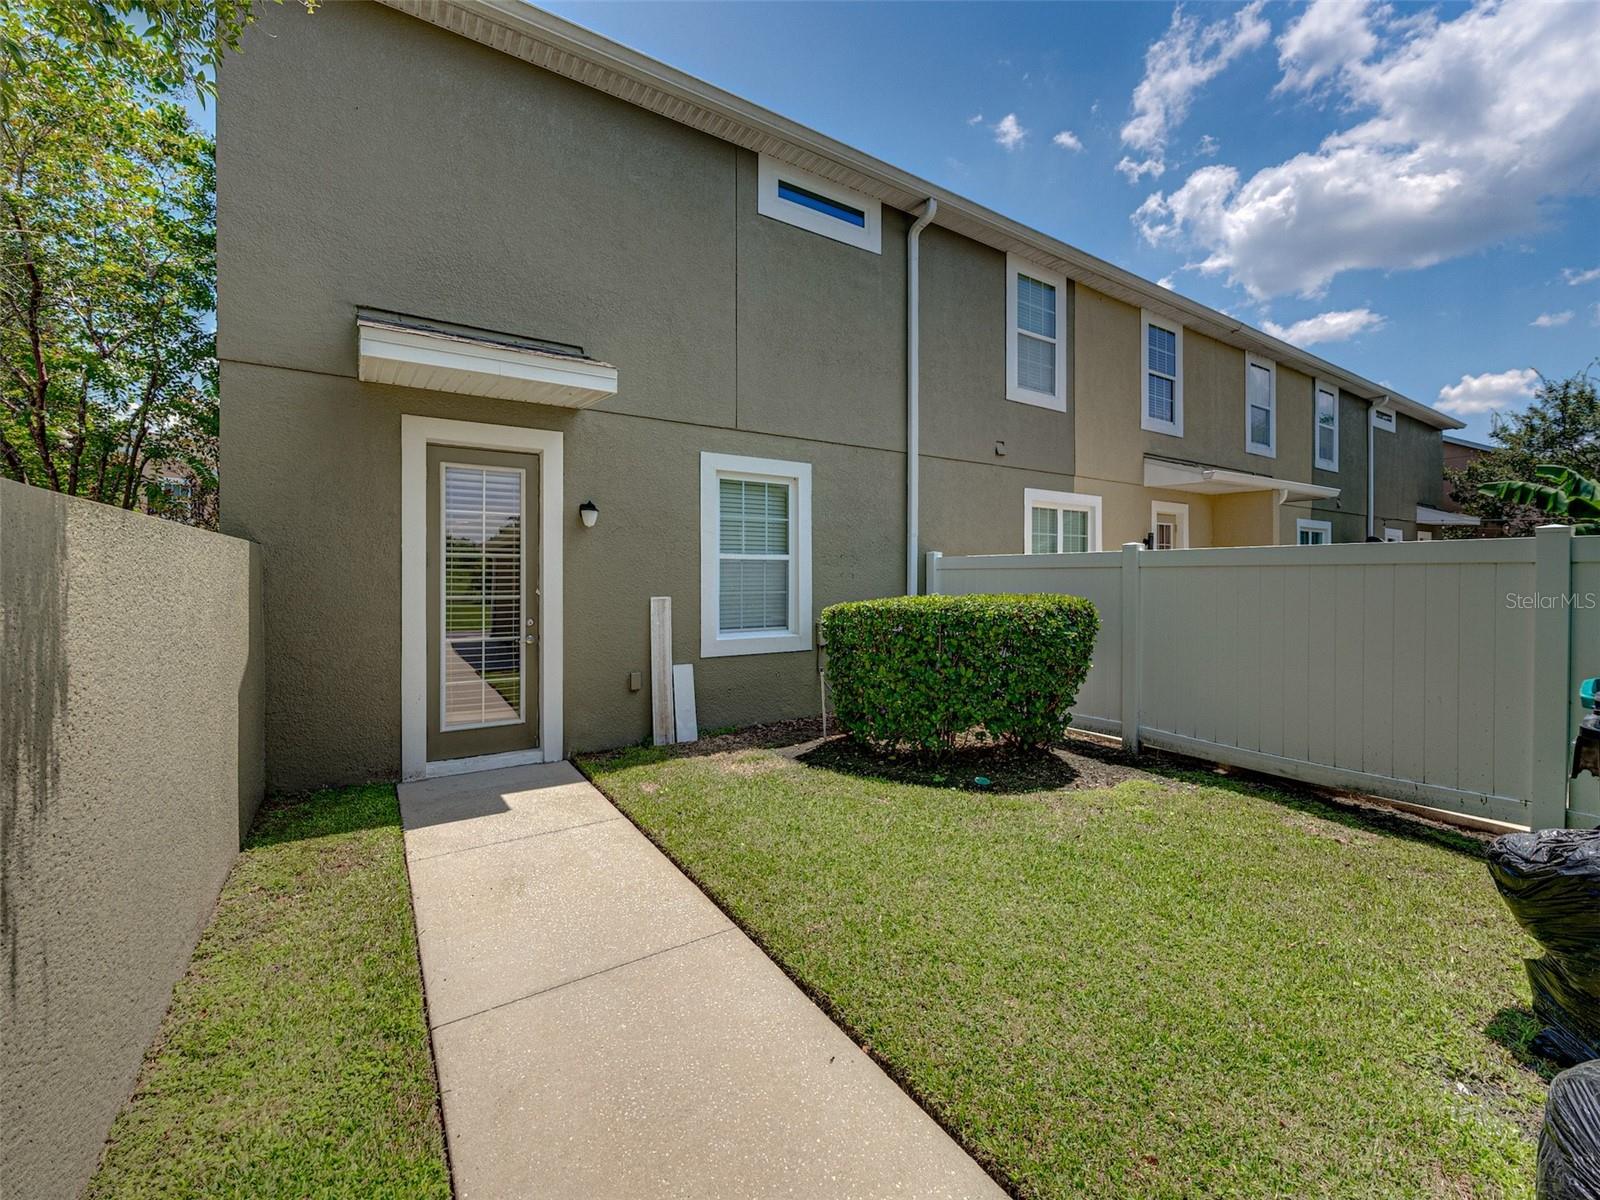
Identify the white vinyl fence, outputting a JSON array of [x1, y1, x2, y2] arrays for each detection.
[[928, 526, 1600, 831]]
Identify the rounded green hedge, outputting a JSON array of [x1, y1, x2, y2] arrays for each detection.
[[819, 593, 1100, 751]]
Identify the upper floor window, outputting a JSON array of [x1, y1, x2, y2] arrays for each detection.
[[756, 155, 881, 254], [1140, 311, 1183, 436], [1245, 354, 1276, 457], [1006, 254, 1067, 411], [700, 452, 813, 658], [1024, 488, 1102, 553], [1314, 379, 1339, 470]]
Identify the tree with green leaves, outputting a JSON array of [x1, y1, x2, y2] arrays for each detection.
[[0, 0, 242, 524], [1479, 466, 1600, 534], [1447, 367, 1600, 536]]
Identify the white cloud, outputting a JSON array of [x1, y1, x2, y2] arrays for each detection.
[[1117, 156, 1166, 182], [1195, 133, 1220, 156], [1531, 310, 1574, 328], [966, 112, 985, 126], [1119, 1, 1269, 181], [1052, 129, 1083, 152], [993, 113, 1027, 150], [1276, 0, 1378, 93], [1592, 303, 1600, 327], [1135, 0, 1600, 298], [1565, 265, 1600, 286], [1261, 307, 1386, 346], [1436, 367, 1540, 416], [1156, 275, 1176, 290]]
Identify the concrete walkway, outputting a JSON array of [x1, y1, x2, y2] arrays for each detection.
[[399, 761, 1004, 1199]]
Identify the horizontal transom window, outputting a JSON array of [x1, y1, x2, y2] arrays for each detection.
[[756, 155, 881, 253]]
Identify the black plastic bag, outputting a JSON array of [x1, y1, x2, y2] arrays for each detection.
[[1487, 829, 1600, 1066], [1539, 1060, 1600, 1199]]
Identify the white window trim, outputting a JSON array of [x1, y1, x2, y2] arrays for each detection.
[[1005, 254, 1067, 411], [1150, 499, 1190, 549], [1140, 310, 1184, 436], [1314, 378, 1339, 471], [756, 155, 881, 254], [401, 416, 563, 781], [701, 451, 813, 658], [1245, 354, 1277, 459], [1296, 518, 1333, 545], [1023, 488, 1102, 553], [1384, 526, 1405, 542]]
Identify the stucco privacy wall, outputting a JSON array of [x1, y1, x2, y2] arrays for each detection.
[[0, 480, 264, 1200]]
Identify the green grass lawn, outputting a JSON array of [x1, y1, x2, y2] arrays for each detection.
[[87, 784, 451, 1200], [581, 739, 1548, 1200]]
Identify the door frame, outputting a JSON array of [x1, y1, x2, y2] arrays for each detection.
[[401, 415, 563, 780], [1149, 499, 1189, 549]]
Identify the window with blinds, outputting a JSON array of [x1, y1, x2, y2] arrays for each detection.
[[1147, 324, 1177, 423], [1140, 311, 1183, 434], [1246, 356, 1276, 455], [1027, 498, 1094, 554], [718, 477, 792, 634], [1315, 382, 1339, 469], [1015, 273, 1058, 396], [1006, 255, 1066, 409], [441, 464, 523, 729]]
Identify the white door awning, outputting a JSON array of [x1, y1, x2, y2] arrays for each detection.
[[1143, 456, 1339, 503], [1417, 505, 1481, 527], [357, 311, 617, 409]]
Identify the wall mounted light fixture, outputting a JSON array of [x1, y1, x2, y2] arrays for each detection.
[[579, 500, 599, 528]]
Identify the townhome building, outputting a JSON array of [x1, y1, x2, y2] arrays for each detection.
[[218, 0, 1463, 789]]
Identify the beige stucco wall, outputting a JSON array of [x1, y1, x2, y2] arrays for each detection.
[[0, 480, 264, 1200]]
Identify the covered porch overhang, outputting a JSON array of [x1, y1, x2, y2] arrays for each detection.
[[1143, 456, 1340, 504], [357, 309, 618, 408], [1416, 505, 1481, 529]]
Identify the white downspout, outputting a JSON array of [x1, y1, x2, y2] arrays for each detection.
[[906, 198, 937, 594], [1366, 395, 1380, 539]]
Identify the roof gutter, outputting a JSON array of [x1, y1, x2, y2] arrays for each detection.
[[906, 198, 937, 595]]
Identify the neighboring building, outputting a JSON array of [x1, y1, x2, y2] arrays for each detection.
[[1429, 432, 1496, 535], [218, 0, 1464, 788]]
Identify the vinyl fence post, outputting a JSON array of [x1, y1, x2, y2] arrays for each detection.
[[1531, 524, 1575, 830], [924, 549, 942, 596], [1120, 541, 1143, 754]]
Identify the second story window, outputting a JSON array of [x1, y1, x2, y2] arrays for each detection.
[[1315, 380, 1339, 470], [1006, 255, 1066, 411], [756, 155, 882, 254], [1140, 311, 1183, 435], [1246, 354, 1276, 457]]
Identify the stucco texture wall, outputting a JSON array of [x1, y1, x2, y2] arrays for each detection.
[[0, 480, 264, 1200], [219, 2, 911, 787]]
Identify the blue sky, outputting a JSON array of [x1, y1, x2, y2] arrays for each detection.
[[533, 0, 1599, 440]]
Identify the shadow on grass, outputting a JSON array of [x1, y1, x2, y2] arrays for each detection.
[[1486, 1005, 1563, 1081], [586, 715, 1496, 859], [804, 728, 1494, 860], [246, 782, 401, 849]]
